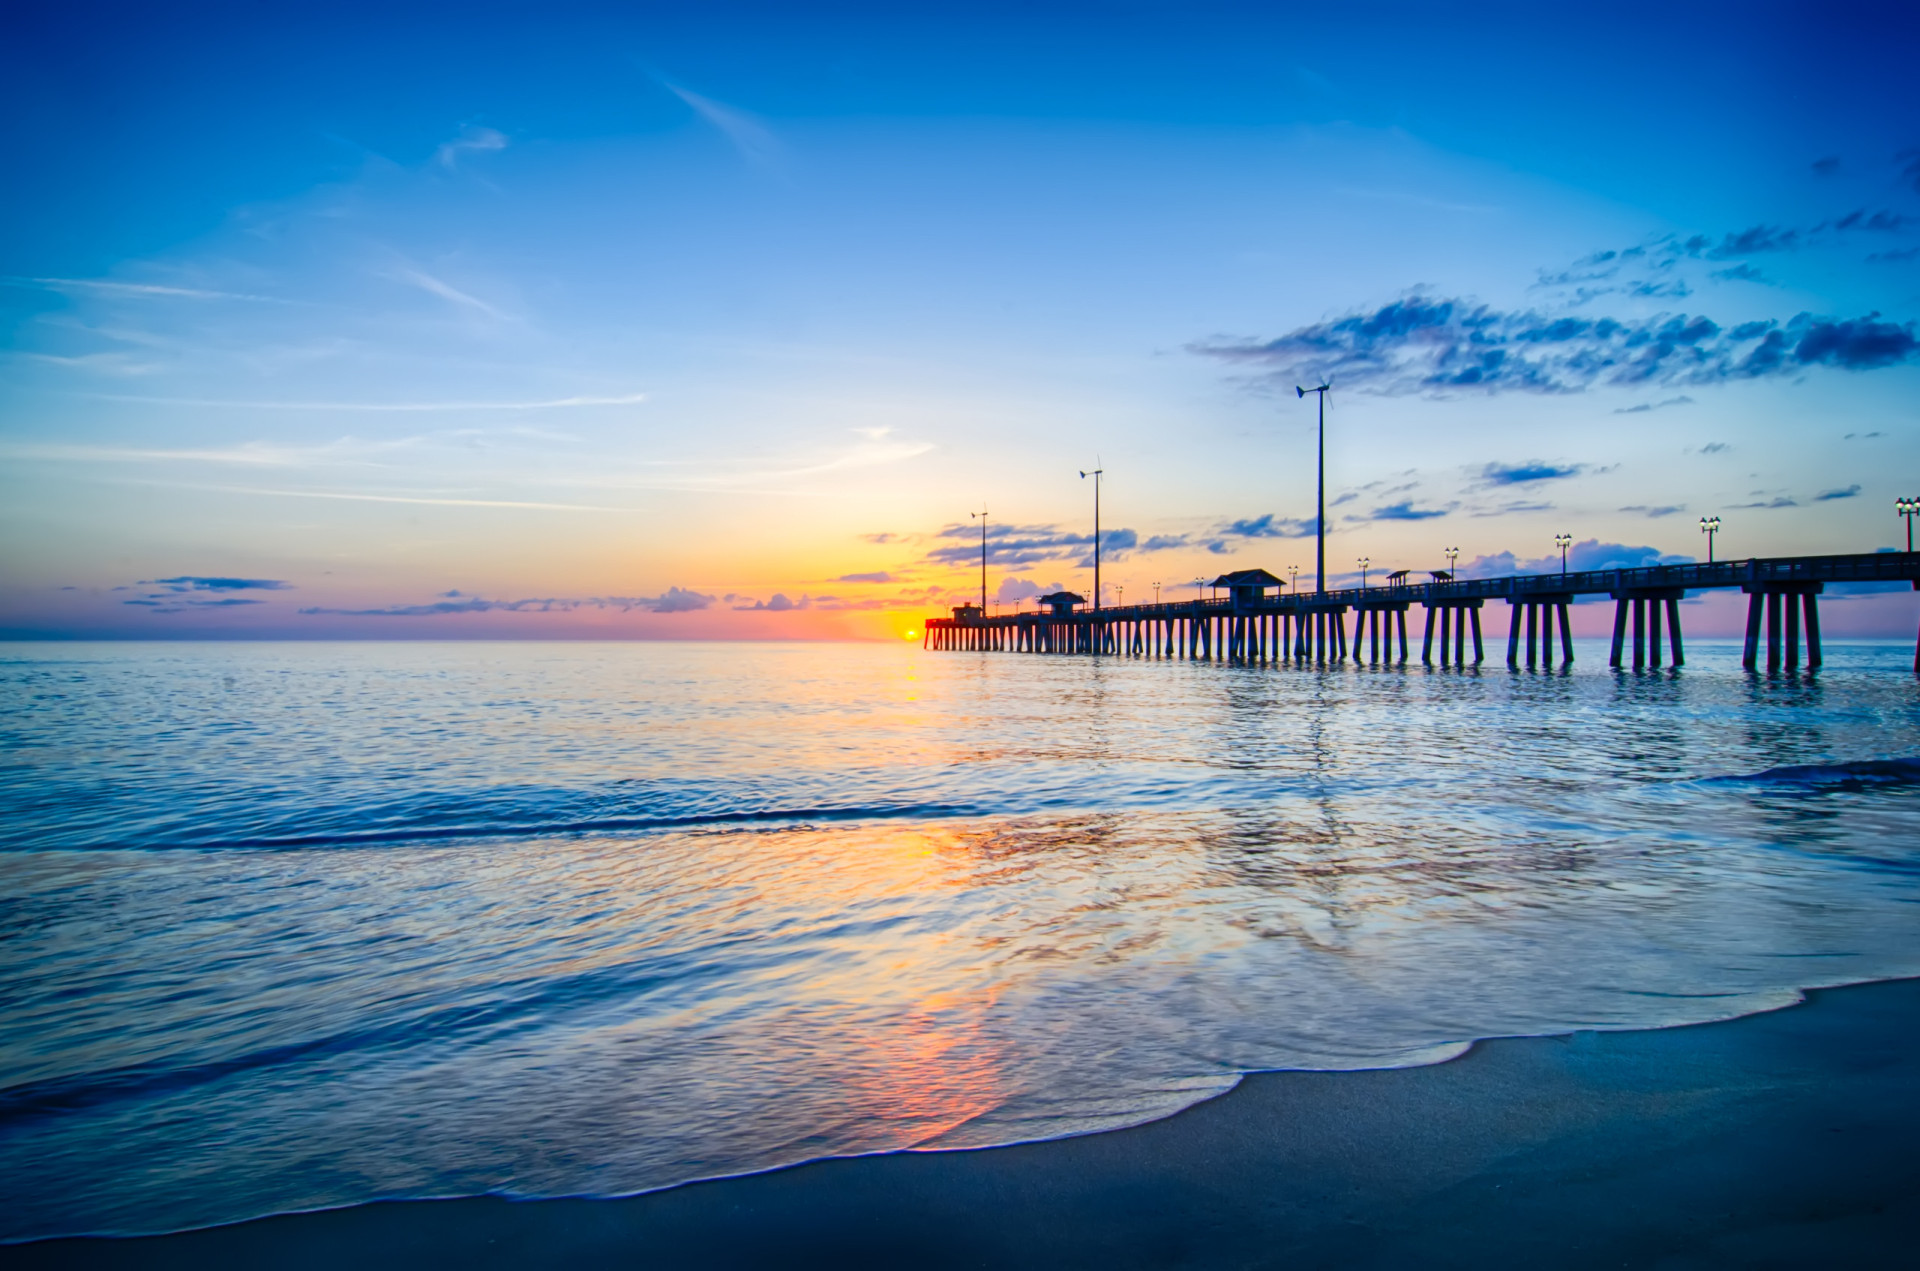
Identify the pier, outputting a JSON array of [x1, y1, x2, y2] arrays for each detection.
[[924, 552, 1920, 672]]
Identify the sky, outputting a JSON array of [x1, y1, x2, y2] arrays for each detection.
[[3, 0, 1918, 639]]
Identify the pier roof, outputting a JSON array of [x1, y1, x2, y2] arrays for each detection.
[[1210, 569, 1284, 589]]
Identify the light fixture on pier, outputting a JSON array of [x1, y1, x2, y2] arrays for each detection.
[[1152, 581, 1161, 604], [1554, 533, 1572, 576], [1287, 565, 1299, 591], [1700, 515, 1721, 563], [1444, 546, 1459, 577], [1898, 498, 1918, 553], [1357, 556, 1370, 588]]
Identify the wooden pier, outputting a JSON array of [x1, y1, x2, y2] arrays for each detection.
[[923, 553, 1920, 672]]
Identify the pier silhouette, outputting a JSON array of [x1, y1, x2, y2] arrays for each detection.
[[924, 552, 1920, 672]]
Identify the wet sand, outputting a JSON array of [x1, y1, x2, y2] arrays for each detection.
[[13, 977, 1920, 1268]]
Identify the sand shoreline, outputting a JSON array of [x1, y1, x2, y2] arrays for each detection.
[[12, 976, 1920, 1268]]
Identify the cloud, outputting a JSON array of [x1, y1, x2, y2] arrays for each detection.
[[1731, 496, 1800, 509], [72, 392, 648, 412], [1140, 534, 1191, 551], [1827, 209, 1911, 233], [1191, 296, 1920, 395], [2, 276, 292, 303], [1367, 500, 1451, 521], [836, 572, 894, 583], [649, 586, 715, 613], [125, 596, 265, 610], [1463, 539, 1691, 579], [1903, 147, 1920, 195], [301, 588, 714, 617], [1814, 484, 1862, 501], [1613, 395, 1695, 414], [1710, 263, 1770, 284], [434, 125, 508, 169], [1843, 431, 1884, 440], [1699, 441, 1732, 453], [663, 83, 783, 168], [1813, 156, 1841, 175], [860, 532, 901, 544], [1218, 512, 1318, 539], [1706, 225, 1800, 257], [146, 575, 292, 592], [1868, 246, 1920, 263], [734, 592, 808, 612], [995, 577, 1047, 603], [1619, 504, 1687, 517], [391, 267, 506, 320], [1476, 460, 1585, 486], [1467, 499, 1553, 517]]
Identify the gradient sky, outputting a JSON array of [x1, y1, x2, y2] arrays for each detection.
[[4, 0, 1917, 639]]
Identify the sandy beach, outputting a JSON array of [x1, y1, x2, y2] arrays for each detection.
[[14, 975, 1918, 1269]]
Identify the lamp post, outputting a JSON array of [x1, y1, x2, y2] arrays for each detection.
[[1193, 577, 1206, 603], [1554, 533, 1572, 576], [1117, 585, 1124, 607], [1700, 515, 1721, 563], [1080, 465, 1104, 611], [969, 506, 989, 609], [1287, 565, 1299, 591], [1152, 581, 1160, 604], [1898, 498, 1918, 552], [1357, 556, 1370, 589], [1444, 546, 1459, 577], [1296, 382, 1331, 593]]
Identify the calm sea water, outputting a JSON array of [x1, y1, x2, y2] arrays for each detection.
[[3, 638, 1919, 1241]]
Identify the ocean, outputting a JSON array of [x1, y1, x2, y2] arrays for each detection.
[[2, 638, 1918, 1242]]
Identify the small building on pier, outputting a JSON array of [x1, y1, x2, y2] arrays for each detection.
[[1035, 591, 1085, 616], [1211, 569, 1285, 606], [950, 604, 983, 622]]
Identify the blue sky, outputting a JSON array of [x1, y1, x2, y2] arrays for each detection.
[[3, 1, 1917, 637]]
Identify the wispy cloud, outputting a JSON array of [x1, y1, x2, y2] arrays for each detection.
[[3, 276, 293, 303], [1614, 395, 1694, 414], [434, 125, 508, 170], [146, 575, 293, 592], [391, 266, 507, 319], [1475, 460, 1585, 486], [662, 82, 783, 168], [301, 586, 713, 617], [1619, 504, 1687, 517], [1814, 484, 1862, 501], [1218, 512, 1317, 540], [1365, 500, 1452, 521], [115, 574, 293, 613], [71, 392, 648, 412], [136, 483, 634, 512], [1192, 296, 1920, 395]]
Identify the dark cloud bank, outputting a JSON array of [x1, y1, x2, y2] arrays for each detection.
[[1193, 297, 1919, 395]]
